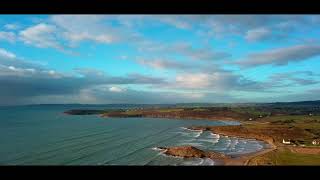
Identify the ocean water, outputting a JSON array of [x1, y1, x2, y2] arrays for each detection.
[[0, 105, 268, 165]]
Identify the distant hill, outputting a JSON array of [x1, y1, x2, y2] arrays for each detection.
[[266, 100, 320, 107], [175, 100, 320, 108], [9, 100, 320, 108]]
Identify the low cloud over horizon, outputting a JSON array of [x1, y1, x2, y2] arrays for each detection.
[[1, 15, 320, 105]]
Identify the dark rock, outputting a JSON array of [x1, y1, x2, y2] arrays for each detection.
[[160, 146, 229, 160]]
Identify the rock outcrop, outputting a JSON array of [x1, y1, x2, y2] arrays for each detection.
[[158, 146, 229, 160]]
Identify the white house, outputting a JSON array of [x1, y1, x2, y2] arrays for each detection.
[[282, 139, 291, 144], [312, 139, 320, 145]]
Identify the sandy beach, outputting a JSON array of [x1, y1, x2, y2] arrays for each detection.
[[186, 125, 278, 165], [224, 142, 276, 165]]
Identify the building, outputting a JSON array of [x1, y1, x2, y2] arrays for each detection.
[[282, 139, 291, 144], [312, 139, 320, 145]]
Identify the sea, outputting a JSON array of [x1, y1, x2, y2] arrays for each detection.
[[0, 105, 268, 165]]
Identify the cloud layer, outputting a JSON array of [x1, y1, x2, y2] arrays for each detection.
[[1, 15, 320, 105]]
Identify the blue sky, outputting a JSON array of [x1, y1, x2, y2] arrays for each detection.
[[1, 15, 320, 105]]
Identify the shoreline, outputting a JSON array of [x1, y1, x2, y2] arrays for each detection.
[[65, 109, 278, 165], [211, 130, 276, 166], [224, 142, 276, 165], [101, 115, 276, 165], [184, 126, 277, 165]]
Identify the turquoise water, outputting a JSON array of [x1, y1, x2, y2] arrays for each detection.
[[0, 105, 267, 165]]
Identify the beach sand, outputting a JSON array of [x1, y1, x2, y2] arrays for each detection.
[[206, 127, 278, 165]]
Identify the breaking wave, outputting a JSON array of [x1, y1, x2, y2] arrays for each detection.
[[150, 126, 267, 165]]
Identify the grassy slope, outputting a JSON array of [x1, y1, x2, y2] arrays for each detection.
[[244, 115, 320, 165], [261, 115, 320, 144], [249, 148, 320, 165]]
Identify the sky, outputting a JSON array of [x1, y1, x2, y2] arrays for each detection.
[[1, 15, 320, 105]]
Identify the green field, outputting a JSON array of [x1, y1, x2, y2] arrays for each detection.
[[249, 148, 320, 165]]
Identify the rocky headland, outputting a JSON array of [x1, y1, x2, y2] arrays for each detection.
[[158, 146, 230, 160]]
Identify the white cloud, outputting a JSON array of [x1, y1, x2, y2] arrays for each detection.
[[51, 15, 104, 31], [172, 43, 231, 61], [51, 15, 120, 45], [0, 64, 36, 76], [190, 15, 318, 43], [66, 32, 116, 44], [157, 71, 263, 93], [19, 23, 62, 49], [41, 70, 63, 78], [8, 66, 16, 70], [0, 31, 16, 43], [137, 58, 196, 71], [155, 16, 192, 29], [138, 42, 230, 61], [173, 72, 235, 90], [268, 71, 319, 87], [120, 55, 128, 60], [0, 48, 16, 59], [183, 92, 205, 99], [175, 73, 211, 89], [236, 44, 320, 68], [4, 23, 20, 30], [245, 27, 288, 42], [138, 59, 167, 69], [109, 86, 125, 92], [114, 15, 195, 30], [245, 27, 272, 42]]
